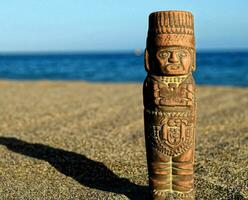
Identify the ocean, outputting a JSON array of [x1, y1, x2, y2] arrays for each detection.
[[0, 51, 247, 86]]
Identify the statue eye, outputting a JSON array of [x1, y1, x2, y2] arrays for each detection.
[[159, 51, 170, 58], [178, 51, 188, 58]]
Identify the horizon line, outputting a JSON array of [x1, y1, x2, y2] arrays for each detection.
[[0, 48, 248, 55]]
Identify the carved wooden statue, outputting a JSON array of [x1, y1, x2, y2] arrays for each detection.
[[143, 11, 196, 200]]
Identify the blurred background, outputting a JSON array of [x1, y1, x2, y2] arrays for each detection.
[[0, 0, 247, 86]]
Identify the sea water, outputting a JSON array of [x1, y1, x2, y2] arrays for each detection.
[[0, 51, 247, 86]]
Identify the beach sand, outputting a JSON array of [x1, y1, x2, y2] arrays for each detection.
[[0, 81, 247, 200]]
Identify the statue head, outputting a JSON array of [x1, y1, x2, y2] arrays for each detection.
[[145, 11, 196, 76]]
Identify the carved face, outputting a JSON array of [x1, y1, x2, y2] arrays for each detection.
[[155, 46, 193, 75]]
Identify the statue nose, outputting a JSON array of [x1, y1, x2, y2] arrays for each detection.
[[168, 52, 179, 63]]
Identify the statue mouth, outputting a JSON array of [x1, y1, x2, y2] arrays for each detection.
[[165, 65, 182, 71]]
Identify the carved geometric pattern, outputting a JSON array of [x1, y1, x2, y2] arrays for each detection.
[[149, 75, 194, 107], [159, 75, 188, 87], [148, 11, 194, 35], [153, 34, 195, 49], [146, 110, 194, 156]]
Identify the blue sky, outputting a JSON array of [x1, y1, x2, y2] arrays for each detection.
[[0, 0, 247, 52]]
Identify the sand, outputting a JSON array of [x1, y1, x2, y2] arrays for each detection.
[[0, 81, 247, 200]]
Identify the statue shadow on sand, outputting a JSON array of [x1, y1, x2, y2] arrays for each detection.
[[0, 137, 149, 200]]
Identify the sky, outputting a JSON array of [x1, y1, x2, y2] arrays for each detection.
[[0, 0, 248, 52]]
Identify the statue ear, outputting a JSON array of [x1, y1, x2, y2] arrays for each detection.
[[145, 49, 150, 72], [191, 49, 196, 71]]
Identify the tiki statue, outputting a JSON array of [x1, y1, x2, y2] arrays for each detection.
[[143, 11, 196, 200]]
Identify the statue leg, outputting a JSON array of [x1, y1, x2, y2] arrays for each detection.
[[172, 147, 194, 199], [148, 152, 171, 199], [149, 150, 195, 199]]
